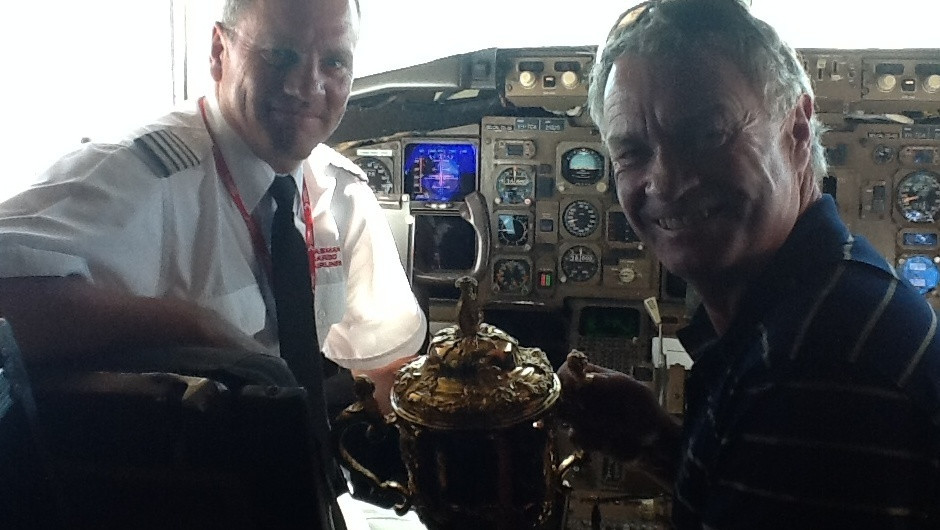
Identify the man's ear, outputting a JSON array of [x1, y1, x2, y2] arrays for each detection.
[[210, 22, 226, 83], [788, 93, 814, 172]]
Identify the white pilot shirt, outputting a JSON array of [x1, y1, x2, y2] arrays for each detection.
[[0, 96, 426, 371]]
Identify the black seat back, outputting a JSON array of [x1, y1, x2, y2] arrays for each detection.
[[0, 319, 333, 530], [0, 318, 65, 528]]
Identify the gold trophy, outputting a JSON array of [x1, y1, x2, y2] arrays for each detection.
[[335, 277, 581, 530]]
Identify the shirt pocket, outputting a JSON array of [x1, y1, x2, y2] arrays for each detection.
[[314, 267, 346, 337]]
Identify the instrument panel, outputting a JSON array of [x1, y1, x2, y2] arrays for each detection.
[[342, 124, 657, 310], [477, 116, 658, 306], [801, 49, 940, 308], [825, 121, 940, 301], [339, 47, 940, 314]]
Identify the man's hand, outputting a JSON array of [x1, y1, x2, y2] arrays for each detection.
[[557, 352, 680, 488], [353, 354, 417, 416]]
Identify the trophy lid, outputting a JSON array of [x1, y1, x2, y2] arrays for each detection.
[[391, 277, 560, 430]]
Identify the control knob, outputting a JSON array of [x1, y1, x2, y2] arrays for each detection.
[[618, 266, 637, 284], [924, 74, 940, 94], [519, 71, 538, 89], [560, 71, 580, 90], [877, 74, 897, 92]]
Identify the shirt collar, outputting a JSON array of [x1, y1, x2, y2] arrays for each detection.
[[203, 95, 303, 211], [676, 304, 719, 362]]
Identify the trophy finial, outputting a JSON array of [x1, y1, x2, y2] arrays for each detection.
[[455, 276, 481, 339]]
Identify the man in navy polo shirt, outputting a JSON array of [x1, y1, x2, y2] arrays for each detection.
[[558, 1, 940, 528]]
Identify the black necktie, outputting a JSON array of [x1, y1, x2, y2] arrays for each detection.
[[269, 175, 320, 379], [269, 176, 342, 529]]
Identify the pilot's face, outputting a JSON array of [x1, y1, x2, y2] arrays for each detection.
[[603, 53, 815, 286], [211, 0, 358, 173]]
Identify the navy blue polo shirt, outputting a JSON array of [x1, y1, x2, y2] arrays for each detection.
[[673, 195, 940, 529]]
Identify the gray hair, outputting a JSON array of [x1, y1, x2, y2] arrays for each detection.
[[588, 0, 827, 181], [221, 0, 361, 28], [221, 0, 249, 27]]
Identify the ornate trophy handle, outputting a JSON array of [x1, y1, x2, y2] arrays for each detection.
[[333, 375, 414, 515]]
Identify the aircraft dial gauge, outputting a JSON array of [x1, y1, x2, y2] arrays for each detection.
[[897, 170, 940, 223], [561, 246, 599, 282], [355, 157, 394, 196], [495, 166, 535, 204], [561, 147, 605, 186], [899, 255, 940, 295], [493, 258, 532, 294], [497, 214, 530, 247], [563, 200, 600, 237]]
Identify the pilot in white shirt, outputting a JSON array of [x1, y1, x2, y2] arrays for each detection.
[[0, 94, 426, 374]]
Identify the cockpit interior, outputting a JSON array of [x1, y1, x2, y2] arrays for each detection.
[[1, 2, 939, 529]]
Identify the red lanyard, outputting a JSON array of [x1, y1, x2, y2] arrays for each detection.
[[198, 97, 317, 287]]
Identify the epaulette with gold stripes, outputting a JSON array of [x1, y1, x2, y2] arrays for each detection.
[[132, 129, 202, 177]]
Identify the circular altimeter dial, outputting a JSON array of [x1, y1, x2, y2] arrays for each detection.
[[560, 246, 599, 282], [495, 166, 534, 204], [897, 170, 940, 223], [561, 147, 605, 186], [563, 200, 599, 237], [493, 258, 532, 294], [497, 214, 530, 246], [355, 156, 394, 195]]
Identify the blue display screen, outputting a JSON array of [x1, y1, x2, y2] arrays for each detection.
[[903, 232, 939, 247], [403, 142, 477, 203]]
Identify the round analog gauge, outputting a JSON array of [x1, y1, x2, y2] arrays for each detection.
[[561, 147, 605, 186], [493, 259, 532, 294], [563, 200, 600, 237], [898, 255, 940, 295], [495, 166, 535, 204], [873, 144, 896, 164], [897, 170, 940, 223], [560, 246, 599, 282], [355, 157, 394, 195], [497, 214, 530, 247]]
